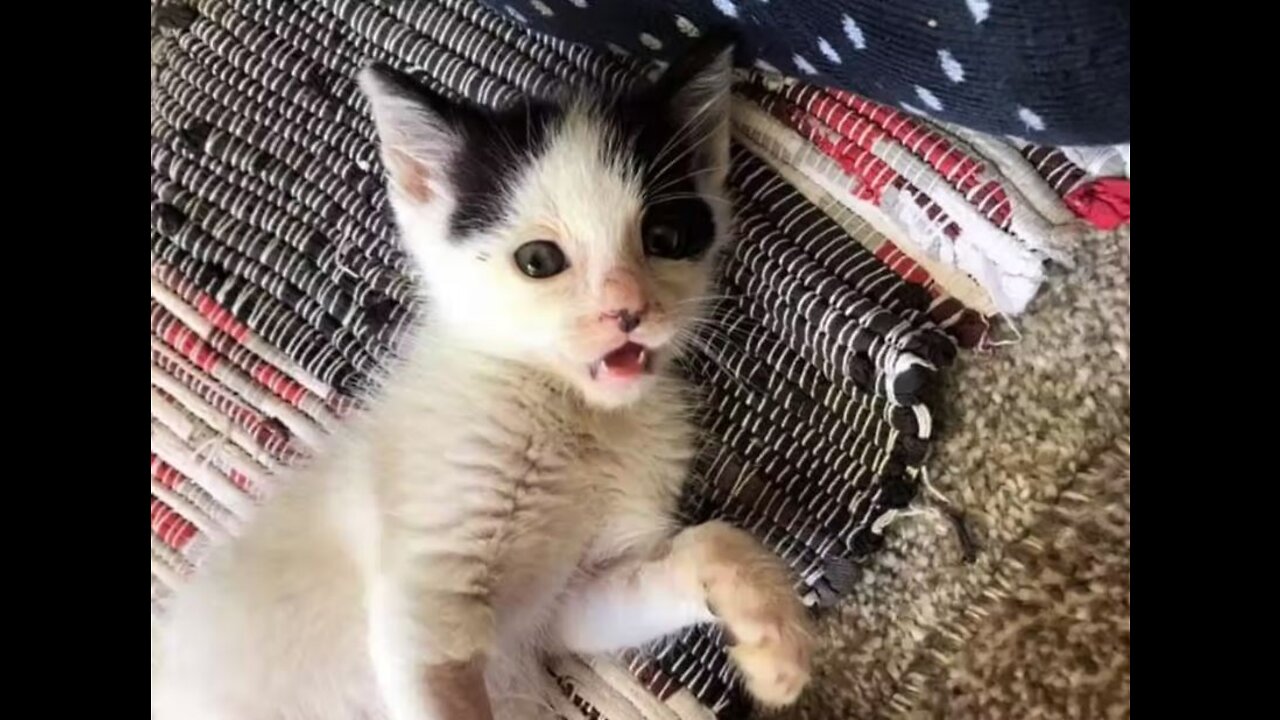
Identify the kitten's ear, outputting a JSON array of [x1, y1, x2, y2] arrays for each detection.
[[358, 63, 465, 204], [659, 35, 735, 176]]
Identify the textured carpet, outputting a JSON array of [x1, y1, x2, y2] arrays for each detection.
[[781, 225, 1130, 719], [907, 437, 1130, 719]]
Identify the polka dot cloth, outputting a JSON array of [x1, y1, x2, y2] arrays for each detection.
[[486, 0, 1130, 145]]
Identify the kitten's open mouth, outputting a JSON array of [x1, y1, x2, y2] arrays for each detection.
[[589, 342, 652, 382]]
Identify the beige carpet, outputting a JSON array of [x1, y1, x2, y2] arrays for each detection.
[[782, 226, 1130, 719]]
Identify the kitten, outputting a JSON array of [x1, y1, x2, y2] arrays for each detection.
[[152, 38, 812, 720]]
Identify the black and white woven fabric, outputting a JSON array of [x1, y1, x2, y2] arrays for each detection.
[[150, 1, 954, 716]]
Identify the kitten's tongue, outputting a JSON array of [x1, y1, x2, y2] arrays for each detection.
[[598, 342, 647, 380]]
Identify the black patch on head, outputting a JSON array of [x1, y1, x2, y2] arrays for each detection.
[[440, 82, 720, 251], [360, 64, 564, 243], [599, 33, 734, 260], [606, 94, 719, 261], [446, 99, 563, 239], [378, 32, 731, 250]]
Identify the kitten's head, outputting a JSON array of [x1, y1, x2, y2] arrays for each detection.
[[360, 39, 733, 408]]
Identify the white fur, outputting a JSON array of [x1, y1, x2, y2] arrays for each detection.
[[153, 55, 811, 720]]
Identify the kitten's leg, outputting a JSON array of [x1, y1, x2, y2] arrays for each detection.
[[554, 521, 812, 708], [368, 553, 496, 720]]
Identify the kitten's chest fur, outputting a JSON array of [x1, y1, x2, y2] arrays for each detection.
[[369, 350, 694, 632]]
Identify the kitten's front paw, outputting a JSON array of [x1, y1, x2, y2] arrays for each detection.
[[688, 521, 814, 708], [728, 627, 811, 709]]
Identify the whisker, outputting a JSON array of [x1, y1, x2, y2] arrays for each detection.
[[647, 192, 734, 207], [647, 164, 729, 197], [648, 126, 715, 192], [649, 93, 720, 172], [673, 292, 742, 306], [647, 97, 725, 188]]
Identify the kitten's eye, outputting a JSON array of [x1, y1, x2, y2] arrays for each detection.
[[643, 223, 683, 258], [513, 240, 568, 278]]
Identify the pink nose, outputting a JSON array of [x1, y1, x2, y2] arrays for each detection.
[[600, 269, 647, 332]]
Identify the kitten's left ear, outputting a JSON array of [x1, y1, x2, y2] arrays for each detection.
[[358, 63, 467, 205], [659, 35, 735, 179]]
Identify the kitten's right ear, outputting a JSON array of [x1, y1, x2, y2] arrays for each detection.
[[358, 64, 464, 204], [657, 33, 735, 183]]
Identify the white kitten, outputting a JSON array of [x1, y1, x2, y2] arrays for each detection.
[[153, 38, 812, 720]]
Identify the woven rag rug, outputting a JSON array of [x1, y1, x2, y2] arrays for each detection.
[[150, 1, 1127, 717]]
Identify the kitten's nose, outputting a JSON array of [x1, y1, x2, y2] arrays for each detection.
[[600, 268, 647, 333], [616, 309, 642, 333], [601, 306, 646, 333]]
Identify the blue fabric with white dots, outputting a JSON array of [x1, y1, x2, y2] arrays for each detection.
[[488, 0, 1130, 146]]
